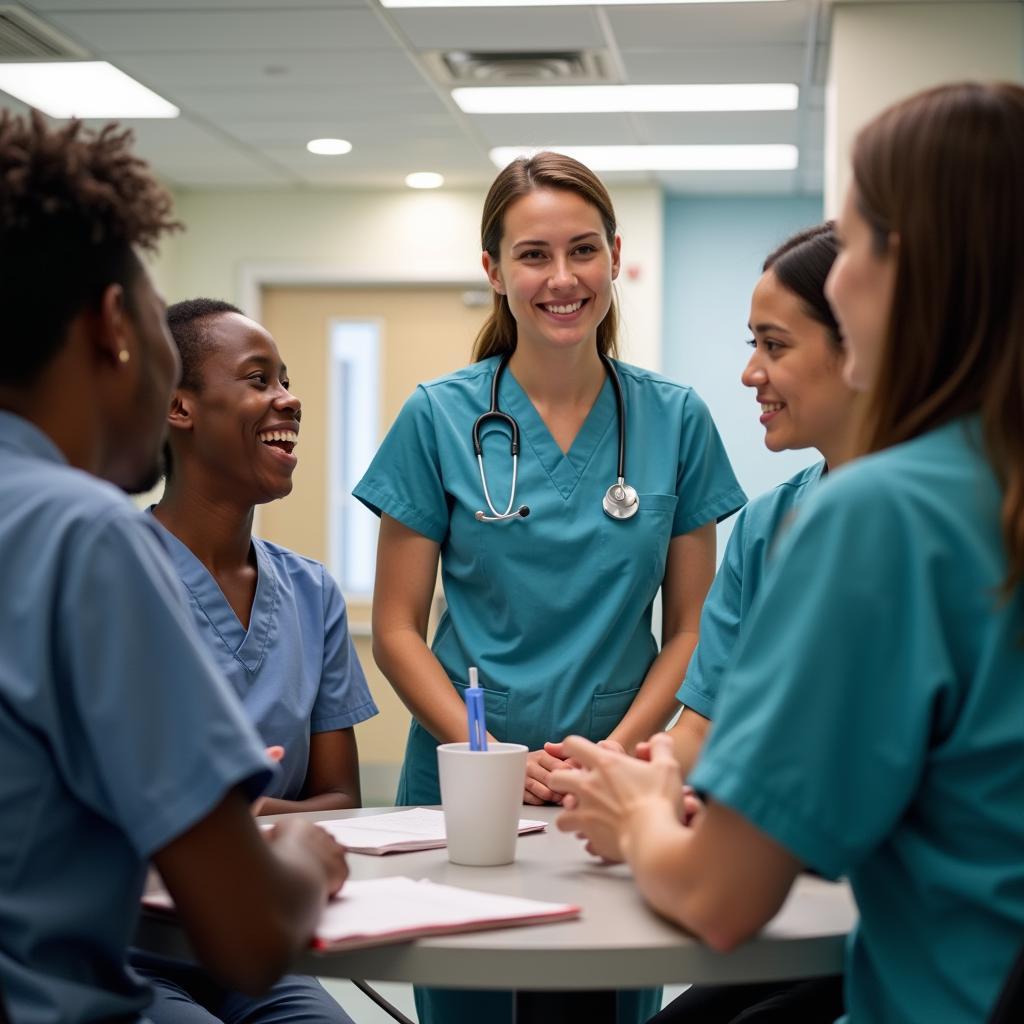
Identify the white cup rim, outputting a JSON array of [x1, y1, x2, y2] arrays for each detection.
[[437, 741, 528, 755]]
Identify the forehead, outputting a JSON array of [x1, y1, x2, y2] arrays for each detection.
[[502, 188, 605, 242], [750, 269, 802, 323], [201, 312, 282, 371]]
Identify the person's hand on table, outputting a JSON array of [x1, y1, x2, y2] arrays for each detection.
[[252, 745, 285, 816], [523, 745, 573, 804], [264, 818, 349, 898], [550, 733, 687, 863]]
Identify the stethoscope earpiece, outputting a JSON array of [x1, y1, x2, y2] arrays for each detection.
[[474, 353, 635, 524]]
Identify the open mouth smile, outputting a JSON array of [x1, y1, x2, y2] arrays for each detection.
[[539, 298, 588, 319], [258, 429, 299, 462]]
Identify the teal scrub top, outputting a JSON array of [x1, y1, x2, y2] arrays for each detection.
[[690, 418, 1024, 1024], [355, 356, 745, 802], [0, 413, 272, 1023], [678, 460, 825, 719], [149, 518, 378, 800]]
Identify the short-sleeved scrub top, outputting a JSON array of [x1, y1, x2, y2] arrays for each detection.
[[0, 412, 272, 1024], [149, 518, 379, 800], [690, 418, 1024, 1024], [355, 356, 746, 803], [678, 460, 824, 720]]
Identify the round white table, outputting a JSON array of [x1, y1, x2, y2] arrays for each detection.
[[137, 806, 856, 1021]]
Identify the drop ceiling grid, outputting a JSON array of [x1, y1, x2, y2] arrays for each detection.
[[10, 0, 823, 192]]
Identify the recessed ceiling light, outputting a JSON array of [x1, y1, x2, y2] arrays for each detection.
[[454, 84, 798, 115], [489, 145, 799, 172], [0, 62, 178, 118], [385, 0, 781, 7], [405, 172, 445, 189], [307, 138, 353, 156]]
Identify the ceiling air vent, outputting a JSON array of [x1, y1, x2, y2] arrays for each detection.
[[0, 5, 90, 60], [425, 49, 615, 88]]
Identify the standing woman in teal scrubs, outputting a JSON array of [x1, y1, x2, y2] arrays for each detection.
[[355, 152, 745, 1024], [553, 82, 1024, 1024]]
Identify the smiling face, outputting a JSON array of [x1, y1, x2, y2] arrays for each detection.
[[742, 268, 857, 460], [173, 312, 301, 504], [483, 187, 621, 356], [825, 187, 898, 393]]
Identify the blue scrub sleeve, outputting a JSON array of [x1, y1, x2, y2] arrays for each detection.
[[673, 390, 747, 535], [676, 505, 750, 718], [353, 386, 449, 543], [690, 477, 943, 880], [310, 569, 379, 732], [58, 514, 273, 860]]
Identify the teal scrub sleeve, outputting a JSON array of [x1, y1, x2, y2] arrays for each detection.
[[690, 475, 947, 880], [354, 386, 449, 543], [673, 389, 747, 535], [58, 515, 273, 859], [311, 568, 379, 732], [676, 504, 750, 718]]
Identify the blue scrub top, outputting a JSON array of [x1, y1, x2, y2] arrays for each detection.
[[0, 413, 272, 1024], [678, 460, 825, 719], [149, 519, 378, 800], [355, 356, 745, 802], [690, 418, 1024, 1024]]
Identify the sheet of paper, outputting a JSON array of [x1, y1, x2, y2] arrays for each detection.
[[314, 876, 579, 950], [315, 807, 546, 854]]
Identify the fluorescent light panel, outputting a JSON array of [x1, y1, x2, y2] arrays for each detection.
[[490, 145, 798, 172], [307, 138, 353, 155], [454, 84, 798, 115], [385, 0, 782, 7], [0, 62, 178, 118], [405, 172, 445, 189]]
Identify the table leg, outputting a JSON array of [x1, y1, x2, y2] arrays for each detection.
[[513, 991, 617, 1024]]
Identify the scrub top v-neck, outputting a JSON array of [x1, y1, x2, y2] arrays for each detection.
[[148, 515, 378, 800], [355, 356, 744, 804]]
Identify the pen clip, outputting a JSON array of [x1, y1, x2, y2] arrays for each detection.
[[467, 666, 488, 752]]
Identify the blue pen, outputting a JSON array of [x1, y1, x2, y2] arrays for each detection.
[[467, 666, 488, 751]]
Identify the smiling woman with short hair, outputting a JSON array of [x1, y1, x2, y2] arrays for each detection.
[[130, 299, 377, 1024]]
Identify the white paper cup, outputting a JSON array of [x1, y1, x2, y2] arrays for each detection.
[[437, 742, 528, 866]]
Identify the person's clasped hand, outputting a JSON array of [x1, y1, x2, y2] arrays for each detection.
[[549, 733, 687, 862]]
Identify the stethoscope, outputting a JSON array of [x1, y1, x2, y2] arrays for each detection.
[[473, 352, 639, 522]]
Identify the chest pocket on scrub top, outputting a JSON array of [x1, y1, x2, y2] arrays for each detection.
[[600, 492, 678, 594]]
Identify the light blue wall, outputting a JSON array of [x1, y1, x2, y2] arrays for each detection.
[[661, 194, 824, 550]]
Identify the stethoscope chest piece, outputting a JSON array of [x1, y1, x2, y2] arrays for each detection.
[[603, 478, 639, 520]]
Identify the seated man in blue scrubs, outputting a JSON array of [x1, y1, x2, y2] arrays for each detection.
[[0, 112, 347, 1023], [552, 81, 1024, 1024], [131, 299, 378, 1021]]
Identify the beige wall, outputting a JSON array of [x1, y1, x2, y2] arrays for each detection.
[[150, 183, 664, 372], [825, 2, 1024, 216]]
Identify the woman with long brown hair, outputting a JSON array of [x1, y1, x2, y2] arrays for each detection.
[[553, 81, 1024, 1024], [355, 152, 745, 1024]]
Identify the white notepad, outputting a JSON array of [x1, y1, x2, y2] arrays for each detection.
[[314, 807, 547, 855], [312, 876, 579, 950], [143, 876, 579, 952]]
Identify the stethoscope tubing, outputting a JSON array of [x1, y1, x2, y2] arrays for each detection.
[[473, 352, 634, 522]]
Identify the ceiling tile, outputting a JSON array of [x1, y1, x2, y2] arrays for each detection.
[[619, 45, 806, 84], [631, 110, 799, 146], [40, 8, 393, 53], [388, 8, 605, 51], [606, 1, 812, 50], [470, 113, 640, 147], [113, 50, 426, 92]]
